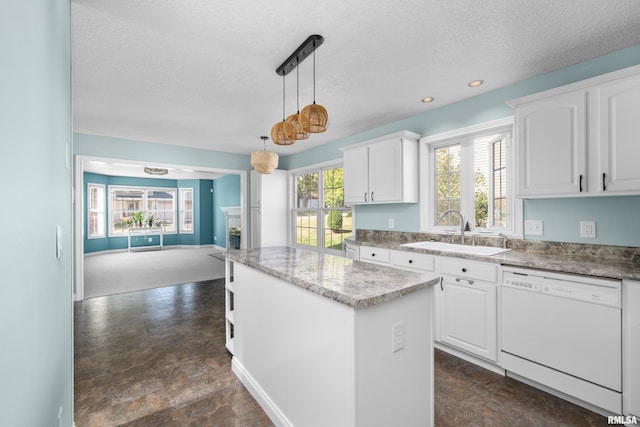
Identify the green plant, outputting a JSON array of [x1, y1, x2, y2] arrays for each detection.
[[131, 211, 144, 226], [114, 216, 133, 230], [146, 214, 155, 227]]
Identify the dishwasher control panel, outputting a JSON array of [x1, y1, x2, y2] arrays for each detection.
[[503, 269, 621, 307]]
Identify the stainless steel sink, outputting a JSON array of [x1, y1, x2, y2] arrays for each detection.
[[400, 241, 509, 256]]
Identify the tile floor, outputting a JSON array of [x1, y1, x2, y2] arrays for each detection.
[[74, 279, 607, 426]]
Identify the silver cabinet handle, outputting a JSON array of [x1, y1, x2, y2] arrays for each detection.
[[371, 192, 374, 202], [603, 173, 607, 191], [364, 192, 368, 202]]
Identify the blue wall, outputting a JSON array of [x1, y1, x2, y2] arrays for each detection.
[[0, 1, 74, 426], [213, 174, 242, 248], [84, 173, 214, 253], [281, 44, 640, 247]]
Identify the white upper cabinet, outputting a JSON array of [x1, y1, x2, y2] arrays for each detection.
[[514, 90, 587, 196], [342, 131, 419, 204], [596, 73, 640, 193], [510, 65, 640, 198]]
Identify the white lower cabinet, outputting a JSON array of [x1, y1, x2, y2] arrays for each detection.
[[359, 246, 391, 265], [359, 249, 499, 363], [438, 275, 498, 362], [435, 257, 498, 362]]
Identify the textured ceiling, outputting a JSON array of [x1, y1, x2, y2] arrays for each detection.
[[72, 0, 640, 157]]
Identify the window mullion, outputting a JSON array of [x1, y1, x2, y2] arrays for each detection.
[[459, 137, 474, 229], [487, 140, 496, 228], [317, 168, 324, 251]]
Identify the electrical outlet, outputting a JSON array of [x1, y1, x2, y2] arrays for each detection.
[[388, 218, 395, 229], [524, 220, 543, 236], [148, 237, 153, 243], [214, 235, 217, 241], [580, 221, 596, 238], [392, 321, 404, 353]]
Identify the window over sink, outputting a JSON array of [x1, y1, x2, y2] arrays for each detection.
[[421, 117, 521, 236]]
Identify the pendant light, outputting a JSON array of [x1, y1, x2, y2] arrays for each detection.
[[251, 136, 279, 174], [271, 75, 295, 146], [299, 41, 328, 134], [284, 66, 309, 140]]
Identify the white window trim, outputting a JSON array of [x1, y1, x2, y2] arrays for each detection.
[[419, 117, 523, 238], [107, 184, 178, 237], [179, 187, 195, 234], [289, 160, 353, 255], [87, 183, 105, 239]]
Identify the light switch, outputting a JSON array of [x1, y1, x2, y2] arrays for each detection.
[[56, 225, 62, 259]]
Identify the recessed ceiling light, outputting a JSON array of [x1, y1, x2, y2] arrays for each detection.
[[468, 80, 483, 88], [422, 97, 434, 103]]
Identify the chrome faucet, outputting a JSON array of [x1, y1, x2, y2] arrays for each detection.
[[498, 233, 508, 249], [439, 209, 465, 244]]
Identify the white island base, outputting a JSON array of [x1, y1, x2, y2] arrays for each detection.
[[229, 262, 434, 427]]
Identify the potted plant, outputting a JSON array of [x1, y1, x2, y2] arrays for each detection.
[[131, 211, 144, 227], [114, 216, 133, 230], [146, 214, 155, 227]]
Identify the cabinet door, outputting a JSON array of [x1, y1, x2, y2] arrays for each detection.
[[516, 90, 587, 196], [598, 74, 640, 193], [343, 146, 369, 204], [368, 138, 403, 203], [439, 277, 497, 361]]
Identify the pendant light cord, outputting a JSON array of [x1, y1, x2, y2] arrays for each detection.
[[296, 66, 300, 113], [312, 43, 317, 105], [282, 75, 286, 121]]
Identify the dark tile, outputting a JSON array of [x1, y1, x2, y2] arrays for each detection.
[[75, 279, 605, 426]]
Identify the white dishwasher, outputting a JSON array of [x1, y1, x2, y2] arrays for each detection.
[[501, 267, 622, 414]]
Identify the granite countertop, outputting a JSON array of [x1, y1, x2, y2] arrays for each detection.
[[224, 246, 440, 309], [350, 239, 640, 281]]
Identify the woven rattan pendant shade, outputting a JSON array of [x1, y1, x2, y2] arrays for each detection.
[[271, 120, 295, 145], [251, 136, 279, 174], [285, 113, 309, 140], [250, 150, 278, 173], [300, 102, 328, 133]]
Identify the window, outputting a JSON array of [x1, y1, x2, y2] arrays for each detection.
[[423, 118, 518, 235], [87, 183, 105, 238], [108, 186, 177, 235], [179, 188, 194, 233], [292, 165, 352, 253]]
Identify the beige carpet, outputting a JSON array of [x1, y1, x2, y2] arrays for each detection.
[[83, 247, 225, 298]]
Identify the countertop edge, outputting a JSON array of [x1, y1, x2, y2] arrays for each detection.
[[225, 249, 440, 309]]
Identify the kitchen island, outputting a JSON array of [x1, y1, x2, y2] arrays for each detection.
[[224, 246, 440, 427]]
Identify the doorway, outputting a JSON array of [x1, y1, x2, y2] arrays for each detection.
[[73, 155, 247, 301]]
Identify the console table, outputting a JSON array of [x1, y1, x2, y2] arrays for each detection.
[[128, 226, 164, 252]]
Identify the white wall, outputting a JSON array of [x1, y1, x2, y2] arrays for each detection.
[[0, 1, 74, 426]]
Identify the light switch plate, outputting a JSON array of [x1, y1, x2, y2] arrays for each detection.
[[524, 220, 543, 236], [388, 218, 395, 229]]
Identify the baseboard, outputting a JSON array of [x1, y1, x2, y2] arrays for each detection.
[[84, 244, 220, 256], [231, 358, 292, 427]]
